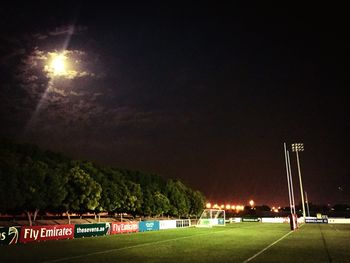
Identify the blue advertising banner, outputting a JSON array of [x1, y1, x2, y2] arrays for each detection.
[[139, 221, 160, 232]]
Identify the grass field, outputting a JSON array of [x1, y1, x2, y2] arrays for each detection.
[[1, 223, 349, 262]]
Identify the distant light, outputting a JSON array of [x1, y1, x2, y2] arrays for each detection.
[[220, 204, 225, 209], [206, 203, 211, 209], [249, 200, 255, 207], [236, 205, 244, 211], [231, 205, 236, 210], [226, 204, 231, 210], [213, 204, 219, 209]]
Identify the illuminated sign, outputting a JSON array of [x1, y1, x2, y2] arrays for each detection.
[[74, 223, 110, 238], [0, 227, 21, 245], [19, 224, 74, 243], [110, 222, 139, 234]]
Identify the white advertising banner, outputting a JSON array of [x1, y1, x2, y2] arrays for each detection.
[[261, 217, 288, 223], [159, 220, 177, 230], [328, 218, 350, 224]]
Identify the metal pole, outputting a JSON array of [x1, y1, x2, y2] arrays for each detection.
[[287, 150, 296, 214], [284, 143, 293, 214], [296, 150, 306, 220], [305, 191, 310, 217]]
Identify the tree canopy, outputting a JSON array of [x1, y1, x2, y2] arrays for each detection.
[[0, 139, 206, 223]]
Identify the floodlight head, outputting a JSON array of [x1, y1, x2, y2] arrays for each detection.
[[292, 143, 304, 152]]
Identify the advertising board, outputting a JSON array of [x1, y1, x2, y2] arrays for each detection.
[[19, 224, 74, 243], [139, 221, 160, 232], [242, 218, 261, 222], [261, 217, 288, 223], [328, 218, 350, 224], [110, 222, 139, 234], [0, 226, 21, 245], [74, 223, 110, 238], [305, 218, 328, 224], [159, 220, 177, 230]]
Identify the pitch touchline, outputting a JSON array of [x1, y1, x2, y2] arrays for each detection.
[[44, 228, 233, 263], [242, 230, 293, 263]]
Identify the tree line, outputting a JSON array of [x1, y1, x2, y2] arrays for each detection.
[[0, 139, 205, 225]]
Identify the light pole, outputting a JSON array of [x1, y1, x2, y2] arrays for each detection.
[[287, 150, 296, 214], [292, 143, 306, 221], [284, 143, 295, 214], [305, 191, 310, 217]]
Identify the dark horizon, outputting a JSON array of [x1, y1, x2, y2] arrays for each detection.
[[1, 2, 349, 207]]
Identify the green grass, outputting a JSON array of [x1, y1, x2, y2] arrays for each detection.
[[1, 223, 349, 262]]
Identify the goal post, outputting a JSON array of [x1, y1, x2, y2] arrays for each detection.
[[196, 209, 225, 227]]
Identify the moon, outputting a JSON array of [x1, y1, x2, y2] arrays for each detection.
[[50, 53, 67, 76]]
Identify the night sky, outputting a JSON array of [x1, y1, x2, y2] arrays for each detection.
[[1, 2, 349, 207]]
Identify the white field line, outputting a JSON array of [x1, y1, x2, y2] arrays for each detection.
[[242, 230, 294, 263], [44, 228, 230, 263], [328, 224, 340, 232]]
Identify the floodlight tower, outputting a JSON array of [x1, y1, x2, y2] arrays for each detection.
[[292, 143, 306, 220]]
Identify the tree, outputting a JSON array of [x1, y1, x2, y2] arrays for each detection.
[[333, 204, 350, 212], [166, 180, 190, 217], [94, 169, 128, 215], [256, 205, 271, 212], [141, 189, 155, 217], [44, 165, 68, 214], [0, 139, 207, 220], [124, 181, 143, 216], [62, 166, 102, 223], [18, 159, 49, 225], [188, 190, 205, 217], [0, 151, 24, 216], [153, 191, 170, 216]]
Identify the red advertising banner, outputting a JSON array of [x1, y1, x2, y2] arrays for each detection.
[[110, 222, 139, 234], [19, 224, 74, 243]]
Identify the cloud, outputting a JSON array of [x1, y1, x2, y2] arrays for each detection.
[[0, 35, 26, 64], [49, 25, 87, 36], [49, 25, 75, 36], [32, 33, 48, 40], [32, 25, 87, 42], [1, 22, 190, 156]]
